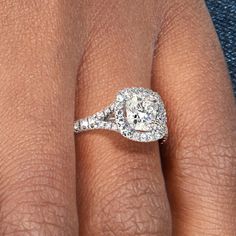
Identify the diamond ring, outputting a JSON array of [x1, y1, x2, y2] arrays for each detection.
[[74, 87, 168, 142]]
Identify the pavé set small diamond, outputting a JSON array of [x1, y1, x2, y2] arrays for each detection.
[[74, 88, 168, 142]]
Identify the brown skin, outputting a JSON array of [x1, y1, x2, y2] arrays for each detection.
[[0, 0, 235, 235]]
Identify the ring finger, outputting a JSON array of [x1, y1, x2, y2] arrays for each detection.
[[74, 1, 171, 235]]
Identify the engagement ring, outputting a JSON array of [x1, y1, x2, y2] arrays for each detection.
[[74, 88, 168, 142]]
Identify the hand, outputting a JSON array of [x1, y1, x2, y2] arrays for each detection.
[[0, 1, 235, 235]]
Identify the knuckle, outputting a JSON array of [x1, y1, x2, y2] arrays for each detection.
[[88, 158, 171, 236], [0, 150, 77, 235], [173, 98, 236, 182], [169, 125, 236, 231], [0, 183, 77, 235], [178, 130, 236, 180], [172, 117, 236, 207]]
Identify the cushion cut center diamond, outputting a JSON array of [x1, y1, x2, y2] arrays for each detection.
[[125, 93, 159, 131]]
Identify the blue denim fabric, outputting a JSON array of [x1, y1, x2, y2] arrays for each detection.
[[206, 0, 236, 95]]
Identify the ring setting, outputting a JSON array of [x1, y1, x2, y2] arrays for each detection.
[[74, 87, 168, 142]]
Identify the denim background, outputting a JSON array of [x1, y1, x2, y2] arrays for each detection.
[[206, 0, 236, 95]]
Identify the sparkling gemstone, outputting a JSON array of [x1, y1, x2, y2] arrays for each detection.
[[74, 121, 80, 132], [96, 112, 104, 119], [80, 120, 89, 129], [140, 133, 147, 141], [125, 92, 160, 131]]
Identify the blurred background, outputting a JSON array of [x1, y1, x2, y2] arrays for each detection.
[[206, 0, 236, 95]]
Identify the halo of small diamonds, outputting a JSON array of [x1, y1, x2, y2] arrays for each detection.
[[114, 88, 167, 142]]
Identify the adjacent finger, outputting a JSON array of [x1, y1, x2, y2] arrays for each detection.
[[152, 1, 236, 235], [75, 2, 171, 235], [0, 1, 83, 235]]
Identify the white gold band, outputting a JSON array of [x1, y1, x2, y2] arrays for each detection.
[[74, 103, 118, 133]]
